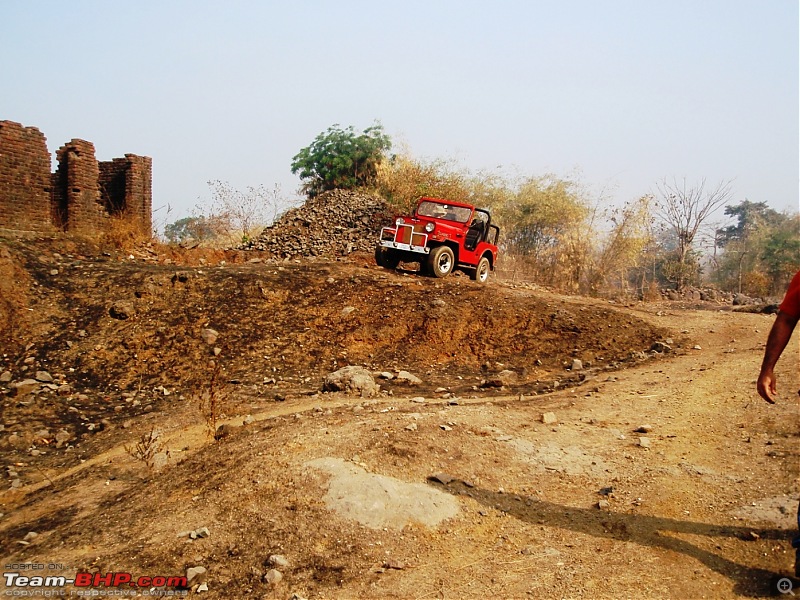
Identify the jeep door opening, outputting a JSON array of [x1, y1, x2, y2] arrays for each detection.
[[375, 197, 500, 282]]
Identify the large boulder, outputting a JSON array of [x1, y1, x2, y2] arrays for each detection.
[[323, 366, 379, 398], [483, 369, 519, 388], [395, 371, 423, 386]]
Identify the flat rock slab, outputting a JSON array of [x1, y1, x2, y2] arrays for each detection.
[[306, 457, 459, 530]]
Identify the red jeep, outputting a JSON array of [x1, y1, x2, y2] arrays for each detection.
[[375, 197, 500, 282]]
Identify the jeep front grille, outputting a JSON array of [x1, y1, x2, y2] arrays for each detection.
[[379, 224, 429, 254]]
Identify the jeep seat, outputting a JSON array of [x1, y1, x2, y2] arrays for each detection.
[[465, 221, 484, 251]]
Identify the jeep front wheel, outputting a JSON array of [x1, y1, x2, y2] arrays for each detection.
[[428, 246, 455, 278], [375, 246, 400, 270], [471, 256, 490, 283]]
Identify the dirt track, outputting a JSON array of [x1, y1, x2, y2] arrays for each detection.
[[0, 237, 798, 599]]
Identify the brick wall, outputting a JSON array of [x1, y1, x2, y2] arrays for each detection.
[[0, 119, 152, 235], [54, 139, 105, 233], [98, 154, 153, 233], [0, 121, 52, 231], [124, 154, 153, 233]]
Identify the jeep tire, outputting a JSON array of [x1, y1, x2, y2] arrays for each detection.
[[375, 246, 400, 270], [419, 258, 432, 276], [428, 246, 455, 278], [471, 256, 490, 283]]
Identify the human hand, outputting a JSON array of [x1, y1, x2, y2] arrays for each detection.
[[757, 370, 777, 404]]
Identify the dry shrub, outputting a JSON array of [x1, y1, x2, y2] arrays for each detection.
[[194, 225, 264, 250], [204, 180, 282, 240], [195, 360, 230, 440], [493, 253, 543, 285], [742, 270, 770, 297], [125, 427, 166, 470], [374, 154, 472, 212], [100, 213, 152, 251], [641, 280, 662, 302]]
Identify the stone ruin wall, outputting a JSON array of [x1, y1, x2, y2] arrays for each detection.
[[0, 120, 152, 235]]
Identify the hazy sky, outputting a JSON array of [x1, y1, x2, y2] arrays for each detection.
[[2, 0, 798, 226]]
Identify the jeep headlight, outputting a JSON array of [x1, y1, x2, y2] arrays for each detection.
[[395, 217, 405, 225], [424, 222, 435, 233]]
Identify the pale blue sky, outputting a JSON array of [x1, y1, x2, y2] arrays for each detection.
[[2, 0, 798, 225]]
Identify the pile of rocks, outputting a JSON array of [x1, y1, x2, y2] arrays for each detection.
[[661, 286, 780, 307], [241, 189, 393, 259], [661, 287, 732, 302]]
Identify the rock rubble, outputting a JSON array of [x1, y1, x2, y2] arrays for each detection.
[[241, 189, 393, 258]]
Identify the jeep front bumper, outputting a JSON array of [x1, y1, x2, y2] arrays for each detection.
[[379, 224, 430, 254]]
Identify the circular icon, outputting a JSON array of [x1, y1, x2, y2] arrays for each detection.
[[777, 577, 795, 595]]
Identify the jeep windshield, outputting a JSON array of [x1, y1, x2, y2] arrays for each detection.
[[416, 201, 472, 224]]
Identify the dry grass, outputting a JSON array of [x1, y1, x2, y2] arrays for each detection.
[[194, 360, 230, 440], [374, 155, 473, 212], [0, 246, 31, 352], [100, 213, 152, 251], [124, 427, 166, 471]]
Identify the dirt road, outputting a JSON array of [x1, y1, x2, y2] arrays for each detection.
[[0, 240, 798, 599]]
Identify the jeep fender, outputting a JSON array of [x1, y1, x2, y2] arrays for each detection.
[[428, 241, 459, 264]]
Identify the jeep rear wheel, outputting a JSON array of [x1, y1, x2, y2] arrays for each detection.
[[471, 256, 490, 283], [429, 246, 455, 278]]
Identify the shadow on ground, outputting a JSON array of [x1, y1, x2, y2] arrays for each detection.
[[430, 479, 791, 597]]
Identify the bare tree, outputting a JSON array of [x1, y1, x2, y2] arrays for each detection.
[[199, 180, 287, 244], [655, 177, 733, 289]]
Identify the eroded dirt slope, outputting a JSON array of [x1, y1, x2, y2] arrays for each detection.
[[0, 238, 669, 472]]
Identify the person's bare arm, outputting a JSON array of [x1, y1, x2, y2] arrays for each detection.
[[757, 310, 800, 403]]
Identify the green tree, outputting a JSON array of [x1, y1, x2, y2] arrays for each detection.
[[291, 123, 392, 198], [163, 216, 216, 243], [712, 201, 798, 295], [714, 200, 785, 293], [717, 200, 783, 247]]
